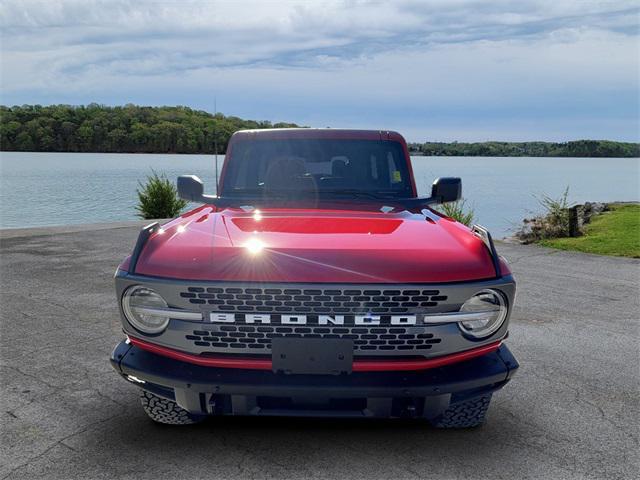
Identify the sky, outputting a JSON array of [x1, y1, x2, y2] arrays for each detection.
[[1, 0, 639, 142]]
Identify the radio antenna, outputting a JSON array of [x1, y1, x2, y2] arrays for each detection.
[[214, 97, 219, 196]]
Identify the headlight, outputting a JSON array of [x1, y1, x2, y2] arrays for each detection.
[[122, 285, 170, 334], [458, 289, 508, 339]]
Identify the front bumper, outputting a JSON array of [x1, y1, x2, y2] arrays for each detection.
[[111, 340, 519, 419]]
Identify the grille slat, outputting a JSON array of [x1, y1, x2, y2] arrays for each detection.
[[185, 325, 442, 354], [181, 285, 448, 313]]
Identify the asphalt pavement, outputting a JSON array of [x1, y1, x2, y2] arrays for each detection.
[[1, 222, 638, 479]]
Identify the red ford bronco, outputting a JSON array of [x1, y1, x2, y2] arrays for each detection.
[[111, 128, 518, 427]]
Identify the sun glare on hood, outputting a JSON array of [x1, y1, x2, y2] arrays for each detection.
[[244, 237, 266, 255]]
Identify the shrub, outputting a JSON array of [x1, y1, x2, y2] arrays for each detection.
[[136, 170, 187, 219], [534, 186, 571, 237], [436, 199, 475, 226], [515, 186, 575, 242]]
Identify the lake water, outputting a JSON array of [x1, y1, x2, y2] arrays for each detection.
[[1, 152, 638, 237]]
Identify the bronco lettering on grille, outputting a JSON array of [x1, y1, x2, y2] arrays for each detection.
[[209, 313, 419, 326]]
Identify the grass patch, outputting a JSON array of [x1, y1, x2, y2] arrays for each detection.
[[539, 204, 640, 258]]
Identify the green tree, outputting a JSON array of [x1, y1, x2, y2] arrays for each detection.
[[107, 128, 127, 151], [2, 104, 638, 157]]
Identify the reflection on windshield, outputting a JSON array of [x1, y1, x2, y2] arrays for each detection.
[[223, 139, 413, 199]]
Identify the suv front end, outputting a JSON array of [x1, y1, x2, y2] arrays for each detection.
[[111, 249, 518, 426], [110, 128, 519, 427]]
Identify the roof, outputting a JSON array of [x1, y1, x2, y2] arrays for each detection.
[[230, 128, 406, 142]]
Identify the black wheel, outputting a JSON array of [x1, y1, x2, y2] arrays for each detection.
[[431, 394, 492, 428], [140, 390, 205, 425]]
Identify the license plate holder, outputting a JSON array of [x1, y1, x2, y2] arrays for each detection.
[[272, 338, 353, 375]]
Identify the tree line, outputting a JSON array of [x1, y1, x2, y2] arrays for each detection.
[[0, 104, 299, 154], [407, 140, 639, 158], [1, 104, 638, 157]]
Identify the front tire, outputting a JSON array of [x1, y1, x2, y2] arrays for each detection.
[[140, 390, 205, 425], [431, 394, 492, 428]]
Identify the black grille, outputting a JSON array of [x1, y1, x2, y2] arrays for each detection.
[[180, 287, 448, 314], [185, 325, 442, 353]]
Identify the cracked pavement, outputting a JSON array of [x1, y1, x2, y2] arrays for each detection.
[[1, 223, 638, 479]]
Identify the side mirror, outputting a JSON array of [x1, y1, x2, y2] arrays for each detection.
[[431, 177, 462, 203], [177, 175, 205, 202]]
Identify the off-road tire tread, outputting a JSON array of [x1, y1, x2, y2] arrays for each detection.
[[140, 390, 204, 425], [432, 394, 492, 428]]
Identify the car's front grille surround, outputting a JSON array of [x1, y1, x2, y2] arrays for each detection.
[[184, 324, 442, 354], [117, 274, 516, 359], [179, 286, 448, 315]]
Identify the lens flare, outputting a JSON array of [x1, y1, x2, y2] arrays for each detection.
[[244, 238, 265, 255]]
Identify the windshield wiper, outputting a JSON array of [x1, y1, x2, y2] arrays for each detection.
[[318, 189, 400, 200], [225, 190, 292, 199], [226, 189, 399, 200]]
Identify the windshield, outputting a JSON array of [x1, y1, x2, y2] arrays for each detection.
[[221, 138, 413, 199]]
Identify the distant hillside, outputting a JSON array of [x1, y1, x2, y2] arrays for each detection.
[[0, 104, 299, 154], [1, 104, 638, 157], [408, 140, 639, 158]]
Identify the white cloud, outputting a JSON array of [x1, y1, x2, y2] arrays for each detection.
[[1, 0, 638, 140]]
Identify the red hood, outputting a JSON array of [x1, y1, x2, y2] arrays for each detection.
[[132, 206, 497, 283]]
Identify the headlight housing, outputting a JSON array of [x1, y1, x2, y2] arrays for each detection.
[[458, 289, 508, 339], [122, 285, 170, 334]]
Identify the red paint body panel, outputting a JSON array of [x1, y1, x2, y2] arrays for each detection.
[[128, 336, 502, 372], [499, 256, 512, 276], [133, 207, 496, 283]]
